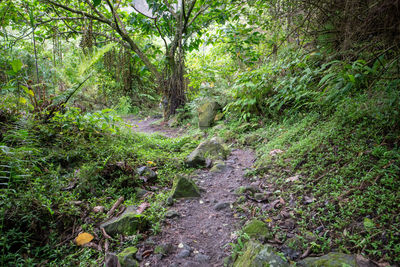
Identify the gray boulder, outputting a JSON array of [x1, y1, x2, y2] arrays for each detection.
[[170, 176, 201, 199], [185, 137, 229, 167], [234, 240, 289, 267], [117, 247, 139, 267], [298, 252, 359, 267], [136, 166, 157, 182], [100, 206, 148, 236]]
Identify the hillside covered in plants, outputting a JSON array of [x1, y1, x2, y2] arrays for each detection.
[[1, 0, 399, 266]]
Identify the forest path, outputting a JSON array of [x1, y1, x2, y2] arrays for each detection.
[[124, 115, 183, 138], [124, 116, 255, 267]]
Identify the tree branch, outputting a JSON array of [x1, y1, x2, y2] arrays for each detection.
[[164, 0, 178, 19], [154, 17, 169, 52], [187, 4, 209, 29], [42, 0, 110, 24]]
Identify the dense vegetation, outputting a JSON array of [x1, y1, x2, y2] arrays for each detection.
[[1, 0, 399, 265]]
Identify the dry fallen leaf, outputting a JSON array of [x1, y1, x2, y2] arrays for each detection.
[[75, 232, 94, 246], [136, 202, 150, 214], [285, 175, 300, 182]]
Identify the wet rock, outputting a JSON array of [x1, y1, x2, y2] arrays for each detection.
[[214, 202, 230, 211], [165, 196, 174, 206], [235, 185, 260, 195], [177, 249, 191, 258], [105, 252, 119, 267], [253, 192, 270, 202], [243, 219, 272, 241], [100, 206, 148, 236], [185, 137, 230, 167], [165, 210, 180, 219], [195, 253, 211, 263], [298, 252, 359, 267], [170, 176, 201, 199], [205, 158, 213, 168], [137, 166, 157, 182], [210, 160, 226, 172], [281, 246, 300, 260], [117, 247, 139, 267], [234, 240, 289, 267], [198, 101, 220, 129]]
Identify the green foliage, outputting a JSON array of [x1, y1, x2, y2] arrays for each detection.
[[0, 106, 199, 265]]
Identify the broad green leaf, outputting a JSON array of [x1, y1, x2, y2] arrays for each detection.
[[19, 97, 27, 104], [93, 0, 101, 7], [21, 85, 34, 96], [10, 59, 23, 72]]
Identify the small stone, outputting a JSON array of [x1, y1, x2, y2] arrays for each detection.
[[210, 160, 226, 172], [117, 247, 139, 267], [166, 196, 174, 206], [100, 206, 148, 237], [136, 166, 157, 182], [243, 219, 272, 240], [170, 176, 201, 199], [93, 206, 105, 213], [214, 202, 230, 211], [235, 185, 260, 195], [205, 158, 213, 168], [105, 253, 119, 267], [194, 253, 210, 263], [165, 210, 180, 219], [177, 249, 190, 258], [253, 192, 269, 202]]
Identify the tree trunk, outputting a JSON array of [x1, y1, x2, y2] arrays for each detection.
[[162, 55, 186, 120]]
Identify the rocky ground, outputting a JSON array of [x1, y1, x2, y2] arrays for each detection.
[[137, 148, 255, 267], [125, 116, 255, 266]]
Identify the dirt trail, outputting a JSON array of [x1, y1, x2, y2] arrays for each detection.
[[126, 117, 255, 267], [124, 115, 183, 138]]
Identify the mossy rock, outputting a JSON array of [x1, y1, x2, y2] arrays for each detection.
[[185, 137, 230, 167], [210, 160, 226, 172], [117, 247, 139, 267], [154, 243, 174, 255], [298, 252, 359, 267], [234, 240, 289, 267], [198, 101, 220, 129], [243, 219, 272, 241], [235, 185, 260, 195], [100, 206, 148, 236], [170, 176, 201, 199]]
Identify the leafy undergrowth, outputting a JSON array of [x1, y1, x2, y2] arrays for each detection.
[[0, 107, 199, 266], [225, 93, 400, 264]]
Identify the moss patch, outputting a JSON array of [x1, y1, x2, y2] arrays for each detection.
[[170, 176, 201, 199], [243, 219, 272, 240]]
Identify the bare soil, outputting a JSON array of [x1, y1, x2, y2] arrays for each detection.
[[124, 115, 184, 138]]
